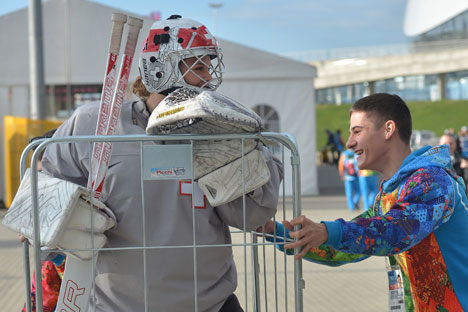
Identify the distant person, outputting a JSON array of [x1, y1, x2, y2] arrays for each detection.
[[262, 93, 468, 311], [440, 133, 468, 192], [338, 149, 360, 211], [320, 146, 330, 165], [459, 125, 468, 158], [334, 129, 344, 163], [357, 169, 379, 211], [326, 128, 338, 165], [448, 127, 462, 155]]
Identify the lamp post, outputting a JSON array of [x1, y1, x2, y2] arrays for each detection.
[[208, 2, 223, 36], [29, 0, 46, 120]]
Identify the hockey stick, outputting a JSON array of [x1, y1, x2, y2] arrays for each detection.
[[91, 16, 144, 199], [55, 15, 143, 312], [31, 13, 127, 312], [88, 12, 127, 191]]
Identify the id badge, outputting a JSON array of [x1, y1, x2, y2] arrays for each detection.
[[387, 265, 405, 311]]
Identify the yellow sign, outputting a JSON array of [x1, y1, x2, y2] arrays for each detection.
[[3, 116, 62, 207]]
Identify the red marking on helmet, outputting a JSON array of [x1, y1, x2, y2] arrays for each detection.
[[141, 26, 216, 53], [178, 26, 216, 49], [141, 29, 166, 52]]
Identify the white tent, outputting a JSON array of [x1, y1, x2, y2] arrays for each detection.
[[217, 40, 318, 196], [0, 0, 317, 199]]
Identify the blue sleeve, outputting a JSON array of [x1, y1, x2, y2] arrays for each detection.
[[264, 221, 293, 255], [265, 221, 368, 266], [328, 167, 455, 256]]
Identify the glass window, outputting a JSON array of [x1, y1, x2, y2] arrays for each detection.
[[316, 88, 336, 105], [252, 104, 280, 132], [373, 74, 439, 102], [415, 9, 468, 42], [445, 70, 468, 100], [316, 83, 368, 105], [252, 104, 280, 154], [316, 71, 468, 104], [46, 84, 102, 119]]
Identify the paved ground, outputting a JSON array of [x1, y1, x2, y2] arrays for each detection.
[[231, 195, 387, 312], [0, 165, 389, 311]]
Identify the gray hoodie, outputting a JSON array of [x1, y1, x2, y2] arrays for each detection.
[[42, 100, 283, 312]]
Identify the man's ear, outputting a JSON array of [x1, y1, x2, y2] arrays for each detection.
[[384, 120, 396, 140]]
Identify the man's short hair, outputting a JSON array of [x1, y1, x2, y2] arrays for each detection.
[[350, 93, 412, 145]]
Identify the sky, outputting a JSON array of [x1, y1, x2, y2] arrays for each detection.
[[0, 0, 409, 56]]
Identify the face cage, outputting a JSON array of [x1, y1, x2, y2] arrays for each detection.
[[169, 48, 224, 91]]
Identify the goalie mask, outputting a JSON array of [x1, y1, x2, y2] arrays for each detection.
[[139, 15, 224, 93]]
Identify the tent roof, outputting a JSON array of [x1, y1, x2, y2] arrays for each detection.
[[219, 39, 316, 80], [0, 0, 316, 85]]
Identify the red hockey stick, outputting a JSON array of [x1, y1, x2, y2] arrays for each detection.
[[88, 12, 127, 190], [91, 16, 144, 199], [56, 14, 144, 312]]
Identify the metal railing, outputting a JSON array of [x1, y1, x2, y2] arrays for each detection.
[[282, 38, 468, 62], [19, 132, 304, 312]]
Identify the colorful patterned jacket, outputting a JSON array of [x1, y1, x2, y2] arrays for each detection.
[[271, 145, 468, 311]]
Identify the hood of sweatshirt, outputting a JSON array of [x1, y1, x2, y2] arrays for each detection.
[[382, 145, 465, 193]]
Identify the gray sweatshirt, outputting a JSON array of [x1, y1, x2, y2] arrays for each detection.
[[42, 100, 283, 312]]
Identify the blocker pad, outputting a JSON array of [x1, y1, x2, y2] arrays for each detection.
[[2, 168, 115, 260]]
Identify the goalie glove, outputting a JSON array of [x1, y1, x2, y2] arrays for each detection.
[[146, 87, 271, 205], [2, 169, 116, 260], [198, 147, 271, 207], [146, 87, 262, 135], [192, 138, 258, 180]]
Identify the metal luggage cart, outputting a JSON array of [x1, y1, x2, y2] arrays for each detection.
[[19, 132, 303, 312]]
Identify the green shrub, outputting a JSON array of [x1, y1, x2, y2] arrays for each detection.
[[316, 100, 468, 149]]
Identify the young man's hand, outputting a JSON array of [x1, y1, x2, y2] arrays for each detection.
[[283, 216, 329, 260], [19, 235, 28, 243], [256, 219, 276, 234]]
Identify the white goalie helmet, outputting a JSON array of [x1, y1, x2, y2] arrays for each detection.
[[139, 15, 224, 93]]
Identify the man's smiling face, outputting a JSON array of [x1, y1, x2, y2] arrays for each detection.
[[346, 111, 388, 171]]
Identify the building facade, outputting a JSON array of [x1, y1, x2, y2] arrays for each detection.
[[302, 1, 468, 105]]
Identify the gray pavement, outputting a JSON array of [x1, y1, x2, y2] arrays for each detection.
[[0, 166, 388, 311], [231, 195, 387, 312]]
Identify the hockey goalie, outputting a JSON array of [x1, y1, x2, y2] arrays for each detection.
[[3, 14, 283, 312]]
